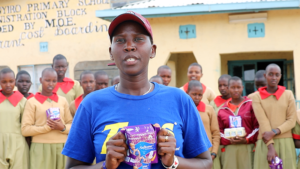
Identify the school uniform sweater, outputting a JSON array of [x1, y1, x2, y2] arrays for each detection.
[[39, 77, 83, 104], [69, 94, 83, 117], [180, 82, 216, 105], [210, 96, 231, 115], [251, 86, 296, 146], [197, 102, 220, 154], [218, 97, 259, 145], [21, 92, 73, 143]]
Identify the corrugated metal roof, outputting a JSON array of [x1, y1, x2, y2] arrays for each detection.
[[116, 0, 294, 9]]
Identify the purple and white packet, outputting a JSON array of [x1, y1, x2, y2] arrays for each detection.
[[121, 124, 160, 169], [46, 108, 60, 120]]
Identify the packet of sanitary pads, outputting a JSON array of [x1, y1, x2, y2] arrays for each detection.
[[46, 108, 60, 120], [121, 124, 160, 169]]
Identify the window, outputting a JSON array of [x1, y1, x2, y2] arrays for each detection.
[[18, 64, 69, 93]]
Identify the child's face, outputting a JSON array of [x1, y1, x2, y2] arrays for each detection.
[[158, 69, 171, 86], [95, 75, 109, 90], [52, 59, 68, 79], [265, 67, 281, 88], [80, 74, 95, 94], [40, 71, 57, 94], [0, 72, 15, 95], [187, 86, 203, 106], [109, 21, 156, 77], [229, 80, 243, 99], [218, 78, 230, 97], [16, 74, 32, 94], [187, 66, 202, 82], [255, 77, 267, 90]]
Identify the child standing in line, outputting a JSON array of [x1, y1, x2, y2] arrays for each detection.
[[22, 68, 73, 169], [157, 65, 172, 86], [16, 70, 34, 148], [180, 62, 216, 105], [39, 54, 83, 104], [0, 68, 29, 169], [94, 70, 109, 90], [69, 71, 95, 117], [218, 76, 259, 169], [16, 70, 34, 99], [210, 74, 231, 114], [111, 75, 120, 86], [187, 80, 220, 169], [252, 64, 296, 169]]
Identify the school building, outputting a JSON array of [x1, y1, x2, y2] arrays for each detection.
[[1, 0, 300, 99]]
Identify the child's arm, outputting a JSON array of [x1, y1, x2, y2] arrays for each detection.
[[251, 94, 274, 146], [209, 107, 220, 154], [62, 98, 73, 134], [276, 91, 297, 134], [21, 100, 51, 137]]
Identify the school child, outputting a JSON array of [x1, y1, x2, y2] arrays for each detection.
[[69, 71, 95, 117], [22, 68, 73, 169], [16, 70, 34, 99], [293, 109, 300, 169], [187, 80, 220, 169], [38, 54, 83, 104], [252, 64, 296, 169], [0, 68, 29, 169], [180, 62, 216, 105], [157, 65, 172, 86], [94, 70, 109, 90], [218, 76, 259, 169], [149, 75, 163, 84], [111, 75, 120, 85], [16, 70, 34, 147], [210, 74, 231, 114], [254, 70, 267, 91]]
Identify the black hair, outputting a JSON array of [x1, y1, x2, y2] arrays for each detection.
[[53, 54, 67, 63], [266, 63, 281, 73], [157, 65, 171, 74], [188, 62, 203, 73], [110, 21, 153, 44], [42, 68, 57, 76], [80, 71, 94, 80], [94, 70, 108, 77], [255, 70, 266, 79], [16, 70, 31, 80], [149, 75, 162, 81], [111, 75, 120, 85], [228, 76, 242, 86], [218, 74, 231, 81], [0, 68, 15, 78], [187, 80, 203, 92]]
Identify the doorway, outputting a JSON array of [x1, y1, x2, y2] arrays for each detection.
[[167, 52, 197, 87]]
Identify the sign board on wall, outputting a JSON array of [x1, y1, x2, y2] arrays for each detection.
[[0, 0, 109, 49]]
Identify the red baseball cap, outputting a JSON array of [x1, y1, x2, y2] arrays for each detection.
[[108, 11, 153, 41], [107, 11, 153, 67]]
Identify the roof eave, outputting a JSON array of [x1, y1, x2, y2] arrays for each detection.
[[96, 0, 300, 21]]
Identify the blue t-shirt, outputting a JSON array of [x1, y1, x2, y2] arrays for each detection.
[[62, 83, 211, 168]]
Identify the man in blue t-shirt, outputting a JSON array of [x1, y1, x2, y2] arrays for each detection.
[[62, 11, 212, 169]]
